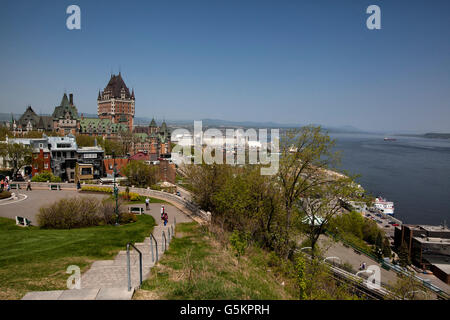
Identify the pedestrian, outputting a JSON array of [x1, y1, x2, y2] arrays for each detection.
[[27, 180, 32, 191], [6, 181, 10, 192], [77, 181, 81, 190], [0, 179, 4, 192], [161, 205, 165, 220], [163, 212, 168, 226], [362, 262, 366, 270], [145, 197, 150, 210]]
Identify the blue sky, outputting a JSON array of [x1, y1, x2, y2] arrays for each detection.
[[0, 0, 449, 133]]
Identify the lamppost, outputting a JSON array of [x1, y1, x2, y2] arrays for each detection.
[[112, 151, 119, 226]]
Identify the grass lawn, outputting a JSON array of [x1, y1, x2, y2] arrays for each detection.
[[0, 215, 155, 300], [134, 222, 298, 300]]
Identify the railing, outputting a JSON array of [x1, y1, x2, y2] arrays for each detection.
[[149, 233, 158, 263], [326, 231, 449, 300], [126, 243, 143, 292], [162, 231, 167, 252]]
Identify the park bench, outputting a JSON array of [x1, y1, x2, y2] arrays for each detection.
[[10, 183, 21, 190], [49, 184, 61, 191], [128, 207, 145, 215], [16, 216, 31, 227]]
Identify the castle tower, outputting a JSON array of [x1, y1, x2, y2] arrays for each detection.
[[97, 73, 135, 131]]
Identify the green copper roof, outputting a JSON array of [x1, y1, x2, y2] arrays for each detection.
[[52, 93, 79, 119]]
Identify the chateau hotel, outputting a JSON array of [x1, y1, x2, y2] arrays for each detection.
[[8, 73, 171, 160]]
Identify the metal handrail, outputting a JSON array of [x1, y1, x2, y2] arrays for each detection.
[[162, 231, 167, 252], [126, 243, 143, 292], [150, 233, 158, 263], [168, 227, 171, 244]]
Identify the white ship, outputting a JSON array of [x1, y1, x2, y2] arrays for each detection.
[[374, 197, 395, 215]]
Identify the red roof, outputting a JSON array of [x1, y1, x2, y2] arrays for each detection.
[[129, 152, 150, 161], [103, 158, 129, 176]]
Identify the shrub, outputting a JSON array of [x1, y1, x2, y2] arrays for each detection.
[[32, 172, 62, 182], [80, 186, 113, 193], [120, 213, 138, 224], [0, 191, 11, 199], [37, 196, 129, 229]]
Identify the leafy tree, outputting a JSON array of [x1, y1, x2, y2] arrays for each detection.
[[382, 237, 392, 258], [0, 127, 13, 140], [121, 160, 159, 187], [0, 143, 32, 177], [277, 126, 346, 257], [297, 174, 362, 258], [398, 241, 411, 268], [294, 254, 307, 300], [374, 232, 383, 259]]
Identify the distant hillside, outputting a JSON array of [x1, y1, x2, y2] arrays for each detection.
[[423, 133, 450, 139]]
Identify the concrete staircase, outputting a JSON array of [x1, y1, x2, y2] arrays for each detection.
[[22, 223, 175, 300]]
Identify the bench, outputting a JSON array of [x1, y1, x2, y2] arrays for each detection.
[[10, 183, 21, 190], [49, 184, 61, 191], [128, 207, 145, 215], [16, 216, 31, 227]]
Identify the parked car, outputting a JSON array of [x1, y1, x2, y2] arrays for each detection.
[[392, 223, 400, 227], [388, 221, 396, 225], [376, 219, 383, 224], [385, 225, 391, 228]]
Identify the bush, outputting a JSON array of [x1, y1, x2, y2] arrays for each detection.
[[80, 186, 113, 193], [37, 196, 130, 229], [120, 213, 138, 224], [0, 191, 11, 199], [31, 172, 62, 182]]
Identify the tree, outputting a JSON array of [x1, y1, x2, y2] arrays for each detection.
[[375, 232, 383, 259], [121, 160, 159, 187], [382, 237, 392, 258], [0, 143, 32, 177], [297, 174, 362, 258], [398, 241, 411, 268], [277, 126, 341, 257]]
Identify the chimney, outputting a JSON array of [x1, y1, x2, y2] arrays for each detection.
[[69, 94, 73, 105]]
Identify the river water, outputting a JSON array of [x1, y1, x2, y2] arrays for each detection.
[[330, 133, 450, 225]]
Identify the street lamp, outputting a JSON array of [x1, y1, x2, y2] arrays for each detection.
[[112, 151, 119, 226]]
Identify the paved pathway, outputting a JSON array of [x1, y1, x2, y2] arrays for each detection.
[[10, 190, 193, 300], [22, 222, 177, 300]]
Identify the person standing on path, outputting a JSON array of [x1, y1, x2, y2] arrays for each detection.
[[161, 205, 165, 221], [27, 180, 32, 191], [145, 197, 150, 210]]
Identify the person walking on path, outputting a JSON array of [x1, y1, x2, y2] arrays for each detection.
[[145, 197, 150, 210], [26, 180, 32, 191], [0, 179, 4, 192], [160, 205, 165, 221], [163, 211, 168, 226]]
